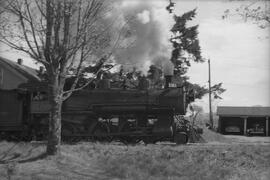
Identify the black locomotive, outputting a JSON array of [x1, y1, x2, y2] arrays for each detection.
[[0, 77, 191, 144]]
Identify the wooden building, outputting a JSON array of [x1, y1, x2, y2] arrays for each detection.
[[0, 57, 40, 90], [217, 106, 270, 136], [0, 57, 41, 130]]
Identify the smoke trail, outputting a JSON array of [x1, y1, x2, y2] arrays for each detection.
[[110, 0, 174, 73]]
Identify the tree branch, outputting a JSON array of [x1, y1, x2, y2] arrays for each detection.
[[45, 0, 54, 64], [24, 0, 42, 59], [62, 53, 113, 100]]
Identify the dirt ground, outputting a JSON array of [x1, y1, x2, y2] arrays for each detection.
[[0, 133, 269, 180], [225, 135, 270, 144]]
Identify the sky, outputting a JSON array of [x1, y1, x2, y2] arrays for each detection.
[[0, 0, 269, 111], [173, 0, 270, 111]]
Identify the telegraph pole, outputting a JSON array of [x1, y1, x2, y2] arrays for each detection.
[[208, 59, 213, 128]]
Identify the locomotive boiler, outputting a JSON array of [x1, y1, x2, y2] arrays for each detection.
[[0, 77, 190, 144]]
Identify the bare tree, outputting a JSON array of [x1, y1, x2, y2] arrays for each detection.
[[0, 0, 127, 155], [223, 1, 270, 28]]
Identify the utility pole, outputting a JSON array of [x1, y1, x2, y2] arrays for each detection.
[[208, 59, 213, 128]]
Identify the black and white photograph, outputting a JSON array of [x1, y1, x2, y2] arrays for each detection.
[[0, 0, 269, 179]]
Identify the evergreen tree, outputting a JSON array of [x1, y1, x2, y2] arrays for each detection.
[[167, 1, 225, 105], [170, 8, 204, 76]]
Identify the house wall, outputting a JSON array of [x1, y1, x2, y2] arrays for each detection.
[[0, 89, 23, 131], [0, 64, 27, 89]]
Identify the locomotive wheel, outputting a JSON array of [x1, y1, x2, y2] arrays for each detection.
[[174, 132, 188, 144], [120, 137, 141, 145], [62, 124, 74, 136], [142, 137, 156, 145], [62, 123, 77, 142], [119, 121, 140, 145], [92, 122, 112, 142]]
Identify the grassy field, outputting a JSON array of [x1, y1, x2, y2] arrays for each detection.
[[0, 138, 270, 180]]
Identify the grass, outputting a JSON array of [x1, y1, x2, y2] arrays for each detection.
[[0, 140, 269, 180], [200, 128, 232, 143], [97, 144, 270, 180]]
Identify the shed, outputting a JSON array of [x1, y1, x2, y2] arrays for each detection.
[[0, 57, 40, 89], [217, 106, 270, 136]]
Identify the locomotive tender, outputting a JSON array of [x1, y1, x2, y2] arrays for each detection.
[[0, 77, 190, 144]]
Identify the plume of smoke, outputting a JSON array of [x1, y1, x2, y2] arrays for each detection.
[[109, 0, 174, 73], [137, 10, 150, 24]]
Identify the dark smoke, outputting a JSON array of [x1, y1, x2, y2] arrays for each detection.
[[109, 0, 173, 73]]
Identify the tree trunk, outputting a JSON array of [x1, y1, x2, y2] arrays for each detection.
[[46, 84, 63, 155]]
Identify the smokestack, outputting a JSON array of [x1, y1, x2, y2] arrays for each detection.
[[163, 60, 174, 76], [164, 60, 174, 89], [17, 58, 23, 65], [98, 79, 111, 89], [138, 76, 149, 90], [164, 75, 172, 89]]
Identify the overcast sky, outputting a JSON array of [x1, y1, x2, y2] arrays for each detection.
[[0, 0, 269, 111], [174, 0, 270, 110]]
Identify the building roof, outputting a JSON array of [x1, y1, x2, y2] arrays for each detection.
[[0, 56, 41, 82], [217, 106, 270, 117]]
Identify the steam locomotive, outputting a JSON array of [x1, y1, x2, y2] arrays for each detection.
[[0, 76, 192, 144]]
